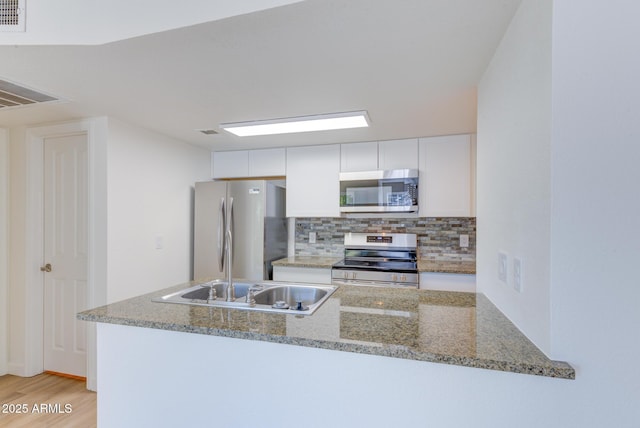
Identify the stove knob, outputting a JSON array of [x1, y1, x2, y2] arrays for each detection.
[[351, 272, 357, 279], [343, 272, 348, 279], [391, 274, 398, 281], [400, 274, 407, 281]]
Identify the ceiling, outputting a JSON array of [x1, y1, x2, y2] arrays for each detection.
[[0, 0, 522, 151]]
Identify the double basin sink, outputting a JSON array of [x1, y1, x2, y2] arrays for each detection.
[[153, 280, 337, 316]]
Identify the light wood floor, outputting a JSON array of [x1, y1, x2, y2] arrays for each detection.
[[0, 373, 96, 427]]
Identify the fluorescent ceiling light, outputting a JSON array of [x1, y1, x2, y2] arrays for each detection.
[[220, 111, 370, 137]]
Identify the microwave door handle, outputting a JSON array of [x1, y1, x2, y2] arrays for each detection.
[[218, 197, 226, 272]]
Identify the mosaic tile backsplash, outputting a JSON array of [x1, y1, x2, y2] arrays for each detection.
[[294, 217, 476, 261]]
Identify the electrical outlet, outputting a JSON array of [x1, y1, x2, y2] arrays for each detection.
[[459, 234, 469, 248], [155, 235, 164, 250], [498, 252, 508, 283], [309, 232, 317, 244], [513, 258, 523, 292]]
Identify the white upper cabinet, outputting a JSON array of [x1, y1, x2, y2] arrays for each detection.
[[378, 138, 419, 170], [212, 150, 248, 178], [213, 148, 285, 178], [248, 148, 286, 177], [286, 145, 340, 217], [340, 138, 418, 172], [340, 141, 378, 172], [419, 134, 474, 217]]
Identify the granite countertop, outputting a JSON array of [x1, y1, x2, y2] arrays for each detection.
[[418, 260, 476, 274], [78, 282, 574, 379], [272, 256, 343, 268]]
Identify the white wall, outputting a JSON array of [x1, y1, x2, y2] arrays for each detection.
[[0, 128, 8, 375], [106, 118, 210, 303], [475, 0, 640, 426], [477, 0, 552, 353], [549, 0, 640, 425], [4, 117, 209, 378], [6, 127, 27, 375]]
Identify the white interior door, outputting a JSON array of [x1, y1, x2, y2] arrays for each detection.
[[43, 133, 88, 377]]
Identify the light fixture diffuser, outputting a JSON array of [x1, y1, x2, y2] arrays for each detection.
[[220, 110, 370, 137]]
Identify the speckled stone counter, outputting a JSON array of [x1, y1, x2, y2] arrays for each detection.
[[272, 256, 342, 268], [418, 259, 476, 274], [78, 282, 573, 379]]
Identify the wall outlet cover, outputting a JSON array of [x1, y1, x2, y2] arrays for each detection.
[[498, 252, 508, 283], [309, 231, 317, 244], [460, 234, 469, 247], [513, 258, 523, 292]]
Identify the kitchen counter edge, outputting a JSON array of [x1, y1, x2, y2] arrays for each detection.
[[78, 284, 573, 380]]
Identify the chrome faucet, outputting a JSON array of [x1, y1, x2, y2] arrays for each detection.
[[225, 227, 234, 301]]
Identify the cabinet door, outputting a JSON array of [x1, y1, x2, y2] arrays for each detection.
[[249, 148, 286, 177], [286, 145, 340, 217], [419, 135, 472, 217], [340, 141, 378, 172], [273, 266, 332, 284], [378, 139, 419, 170], [212, 150, 249, 178], [419, 273, 476, 292]]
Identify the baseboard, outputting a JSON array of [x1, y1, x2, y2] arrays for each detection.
[[44, 370, 87, 382]]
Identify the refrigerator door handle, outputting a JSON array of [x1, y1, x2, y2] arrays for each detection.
[[229, 197, 234, 263], [229, 198, 234, 236], [218, 197, 226, 272]]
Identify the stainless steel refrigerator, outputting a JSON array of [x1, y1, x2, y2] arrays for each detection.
[[193, 180, 287, 282]]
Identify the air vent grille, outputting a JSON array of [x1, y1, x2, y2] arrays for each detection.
[[0, 0, 25, 31], [198, 129, 219, 135], [0, 79, 59, 109]]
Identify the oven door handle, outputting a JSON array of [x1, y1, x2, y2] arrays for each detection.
[[331, 279, 417, 288]]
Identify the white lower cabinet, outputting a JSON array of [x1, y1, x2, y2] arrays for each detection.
[[419, 272, 476, 292], [273, 266, 333, 284]]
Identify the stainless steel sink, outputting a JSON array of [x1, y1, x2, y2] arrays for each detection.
[[153, 280, 337, 315], [253, 285, 329, 309], [179, 280, 251, 301]]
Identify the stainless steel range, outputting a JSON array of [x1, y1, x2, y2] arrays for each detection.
[[331, 232, 418, 288]]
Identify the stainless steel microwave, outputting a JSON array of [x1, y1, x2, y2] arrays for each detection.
[[339, 169, 419, 213]]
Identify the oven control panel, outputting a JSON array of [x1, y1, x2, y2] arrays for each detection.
[[366, 235, 393, 244]]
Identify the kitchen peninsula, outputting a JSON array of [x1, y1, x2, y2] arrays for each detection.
[[79, 282, 573, 427]]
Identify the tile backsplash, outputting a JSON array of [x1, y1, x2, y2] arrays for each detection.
[[294, 217, 476, 261]]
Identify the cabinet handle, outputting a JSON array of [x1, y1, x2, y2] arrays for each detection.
[[40, 263, 52, 273]]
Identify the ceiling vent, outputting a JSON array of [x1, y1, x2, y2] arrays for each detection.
[[0, 79, 59, 110], [0, 0, 25, 32], [197, 129, 219, 135]]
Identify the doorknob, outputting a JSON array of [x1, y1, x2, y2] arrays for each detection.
[[40, 263, 52, 272]]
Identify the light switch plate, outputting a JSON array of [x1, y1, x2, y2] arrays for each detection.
[[460, 234, 469, 248], [309, 232, 317, 244]]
